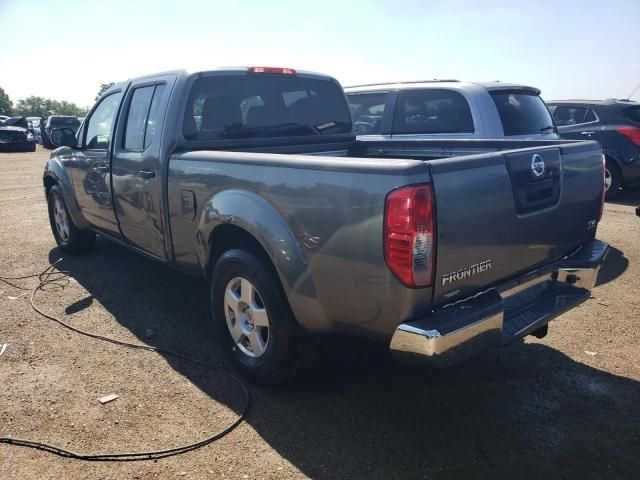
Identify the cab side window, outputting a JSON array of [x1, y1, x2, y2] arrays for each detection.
[[123, 84, 166, 151], [84, 92, 123, 149]]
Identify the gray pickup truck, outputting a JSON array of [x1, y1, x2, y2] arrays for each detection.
[[44, 67, 608, 384]]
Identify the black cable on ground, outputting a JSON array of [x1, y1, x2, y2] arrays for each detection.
[[0, 261, 251, 461]]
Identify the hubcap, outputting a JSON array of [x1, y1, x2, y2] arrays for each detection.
[[224, 277, 270, 358], [53, 197, 70, 241], [604, 168, 612, 192]]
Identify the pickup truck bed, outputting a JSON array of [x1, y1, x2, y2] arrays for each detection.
[[43, 67, 608, 383]]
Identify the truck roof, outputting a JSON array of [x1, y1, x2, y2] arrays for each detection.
[[105, 67, 338, 95], [344, 80, 541, 96]]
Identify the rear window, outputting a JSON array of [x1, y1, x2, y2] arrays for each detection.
[[50, 117, 80, 128], [622, 106, 640, 124], [183, 74, 352, 140], [392, 89, 474, 135], [490, 91, 554, 136], [2, 117, 28, 128], [347, 93, 388, 134]]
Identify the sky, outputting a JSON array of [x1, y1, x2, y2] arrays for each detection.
[[1, 0, 639, 108]]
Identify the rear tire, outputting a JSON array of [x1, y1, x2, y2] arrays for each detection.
[[604, 159, 622, 200], [47, 185, 95, 253], [210, 249, 314, 385]]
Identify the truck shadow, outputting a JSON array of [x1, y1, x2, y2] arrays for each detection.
[[47, 241, 639, 479], [595, 245, 628, 286]]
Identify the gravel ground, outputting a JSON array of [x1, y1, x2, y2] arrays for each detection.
[[1, 146, 639, 479]]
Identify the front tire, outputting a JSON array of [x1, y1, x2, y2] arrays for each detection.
[[210, 249, 314, 385], [47, 185, 95, 253]]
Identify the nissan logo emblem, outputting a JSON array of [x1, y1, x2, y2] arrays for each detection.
[[531, 153, 545, 177]]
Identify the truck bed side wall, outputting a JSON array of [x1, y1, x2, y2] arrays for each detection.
[[168, 151, 432, 337]]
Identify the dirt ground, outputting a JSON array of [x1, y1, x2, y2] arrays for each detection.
[[1, 146, 639, 479]]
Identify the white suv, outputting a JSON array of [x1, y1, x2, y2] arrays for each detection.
[[345, 80, 558, 140]]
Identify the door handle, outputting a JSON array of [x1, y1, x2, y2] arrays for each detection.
[[95, 165, 109, 172], [580, 131, 595, 135], [138, 169, 156, 179]]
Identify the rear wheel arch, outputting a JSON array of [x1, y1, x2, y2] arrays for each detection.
[[196, 189, 315, 293], [603, 152, 623, 170], [208, 224, 280, 283], [195, 189, 323, 331], [603, 155, 623, 198]]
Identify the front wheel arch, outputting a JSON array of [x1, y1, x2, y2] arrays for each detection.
[[44, 175, 57, 198]]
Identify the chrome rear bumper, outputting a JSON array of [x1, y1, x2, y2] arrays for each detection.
[[390, 239, 609, 365]]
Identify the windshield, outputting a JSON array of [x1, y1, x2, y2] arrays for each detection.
[[50, 117, 81, 127], [183, 74, 352, 140], [490, 91, 555, 136]]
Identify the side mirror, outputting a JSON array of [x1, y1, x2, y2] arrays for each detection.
[[51, 128, 77, 148]]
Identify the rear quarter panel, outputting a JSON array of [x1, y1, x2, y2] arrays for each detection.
[[168, 151, 433, 337]]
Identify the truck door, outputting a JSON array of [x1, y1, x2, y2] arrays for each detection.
[[70, 90, 124, 235], [111, 75, 174, 259]]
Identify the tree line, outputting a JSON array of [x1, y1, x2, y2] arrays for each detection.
[[0, 82, 115, 118]]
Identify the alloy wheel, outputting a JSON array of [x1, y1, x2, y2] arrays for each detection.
[[223, 277, 270, 358], [53, 197, 70, 242]]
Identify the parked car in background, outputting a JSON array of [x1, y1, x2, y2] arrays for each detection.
[[0, 116, 36, 152], [345, 80, 558, 140], [41, 115, 81, 148], [43, 66, 606, 384], [27, 116, 43, 144], [547, 99, 640, 199]]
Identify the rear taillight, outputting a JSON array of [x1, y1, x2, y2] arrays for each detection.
[[598, 154, 605, 222], [248, 66, 296, 75], [617, 126, 640, 146], [384, 184, 436, 288]]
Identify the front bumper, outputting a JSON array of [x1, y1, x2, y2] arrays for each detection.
[[390, 239, 609, 365]]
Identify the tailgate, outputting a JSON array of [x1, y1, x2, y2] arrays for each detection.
[[429, 140, 603, 305]]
